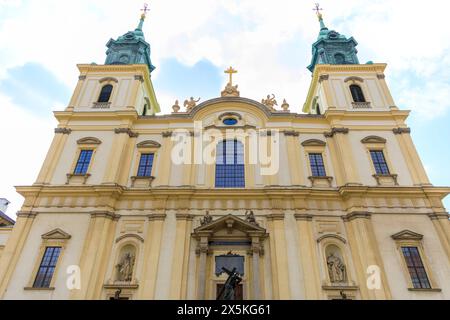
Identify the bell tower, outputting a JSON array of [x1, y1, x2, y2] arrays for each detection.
[[66, 4, 160, 116], [303, 6, 397, 115]]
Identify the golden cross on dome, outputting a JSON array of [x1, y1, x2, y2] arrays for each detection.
[[224, 66, 238, 85]]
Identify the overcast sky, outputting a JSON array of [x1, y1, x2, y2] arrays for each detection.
[[0, 0, 449, 218]]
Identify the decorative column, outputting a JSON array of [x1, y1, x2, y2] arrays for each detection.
[[248, 234, 264, 299], [266, 212, 290, 299], [342, 212, 391, 300], [324, 128, 360, 186], [138, 213, 167, 299], [157, 131, 174, 186], [195, 232, 211, 300], [71, 211, 119, 299], [294, 213, 322, 299], [103, 127, 138, 184], [170, 212, 194, 299], [36, 128, 72, 184], [0, 212, 36, 298], [283, 131, 305, 186], [393, 128, 431, 185]]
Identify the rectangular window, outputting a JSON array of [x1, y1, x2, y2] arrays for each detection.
[[309, 153, 326, 177], [137, 153, 154, 177], [370, 150, 390, 175], [33, 247, 61, 288], [74, 150, 93, 175], [401, 247, 431, 289]]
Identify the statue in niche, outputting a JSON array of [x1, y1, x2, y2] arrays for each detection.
[[327, 252, 347, 283], [221, 82, 240, 97], [116, 252, 135, 282], [261, 94, 277, 110], [200, 210, 213, 226], [184, 97, 201, 111]]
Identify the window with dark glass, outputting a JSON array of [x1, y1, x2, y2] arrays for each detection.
[[74, 150, 93, 175], [309, 153, 326, 177], [33, 247, 61, 288], [350, 84, 366, 102], [215, 140, 245, 188], [137, 153, 154, 177], [98, 84, 113, 103], [401, 247, 431, 289], [370, 150, 390, 175]]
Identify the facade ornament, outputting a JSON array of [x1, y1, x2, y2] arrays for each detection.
[[116, 252, 135, 282], [280, 99, 290, 111], [221, 82, 240, 97], [172, 100, 181, 113], [221, 66, 240, 97], [184, 97, 201, 112], [261, 94, 278, 110], [55, 128, 72, 135], [327, 253, 347, 283], [200, 210, 213, 226], [245, 210, 259, 226], [114, 128, 139, 138]]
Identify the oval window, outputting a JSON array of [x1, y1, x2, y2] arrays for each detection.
[[223, 118, 238, 126]]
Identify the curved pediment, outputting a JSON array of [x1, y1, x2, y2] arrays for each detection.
[[361, 136, 387, 144], [77, 137, 102, 145], [302, 139, 326, 147], [137, 140, 161, 148], [190, 97, 273, 119]]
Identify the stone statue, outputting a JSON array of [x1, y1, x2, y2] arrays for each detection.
[[116, 252, 135, 282], [245, 210, 258, 226], [221, 82, 240, 97], [261, 94, 277, 110], [200, 210, 213, 226], [184, 97, 201, 111], [172, 100, 180, 113], [281, 99, 290, 112], [327, 253, 347, 283], [217, 267, 242, 300]]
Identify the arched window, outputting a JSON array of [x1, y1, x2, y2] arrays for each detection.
[[215, 140, 245, 188], [98, 85, 113, 103], [349, 85, 366, 102]]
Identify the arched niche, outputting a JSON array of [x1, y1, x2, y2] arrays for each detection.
[[114, 243, 137, 283]]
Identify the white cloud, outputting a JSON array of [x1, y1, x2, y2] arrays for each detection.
[[0, 94, 55, 218]]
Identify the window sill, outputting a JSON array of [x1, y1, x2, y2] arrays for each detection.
[[130, 176, 155, 188], [24, 287, 55, 291], [373, 174, 398, 186], [408, 288, 442, 292], [352, 102, 371, 109], [92, 102, 111, 109], [308, 176, 333, 187], [66, 173, 91, 185]]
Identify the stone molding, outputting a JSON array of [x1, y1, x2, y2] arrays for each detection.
[[342, 211, 372, 222], [324, 127, 349, 138], [114, 128, 139, 138], [55, 128, 72, 135]]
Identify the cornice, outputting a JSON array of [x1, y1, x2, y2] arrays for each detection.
[[342, 211, 372, 222]]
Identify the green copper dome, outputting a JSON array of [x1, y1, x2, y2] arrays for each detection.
[[307, 13, 359, 72], [105, 14, 155, 73]]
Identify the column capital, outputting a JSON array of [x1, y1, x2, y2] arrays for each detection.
[[147, 213, 167, 221]]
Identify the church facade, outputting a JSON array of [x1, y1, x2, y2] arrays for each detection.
[[0, 10, 449, 300]]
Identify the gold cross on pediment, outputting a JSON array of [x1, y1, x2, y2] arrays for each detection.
[[224, 66, 238, 85]]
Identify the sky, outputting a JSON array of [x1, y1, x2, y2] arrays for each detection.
[[0, 0, 449, 218]]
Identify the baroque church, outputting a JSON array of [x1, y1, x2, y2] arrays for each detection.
[[0, 8, 449, 300]]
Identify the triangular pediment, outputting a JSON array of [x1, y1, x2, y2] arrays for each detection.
[[41, 228, 72, 240], [194, 214, 266, 235], [391, 230, 423, 241]]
